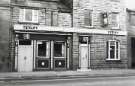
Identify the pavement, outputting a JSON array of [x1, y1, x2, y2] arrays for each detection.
[[0, 69, 135, 81]]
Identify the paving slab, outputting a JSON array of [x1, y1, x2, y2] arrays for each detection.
[[0, 69, 135, 81]]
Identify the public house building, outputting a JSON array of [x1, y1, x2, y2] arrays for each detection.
[[9, 0, 128, 72]]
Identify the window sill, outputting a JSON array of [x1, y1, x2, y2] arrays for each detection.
[[83, 26, 94, 29], [111, 27, 120, 30], [54, 57, 66, 58], [106, 59, 121, 62], [18, 21, 39, 25]]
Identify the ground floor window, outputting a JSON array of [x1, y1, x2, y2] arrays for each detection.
[[37, 41, 50, 58], [54, 42, 65, 57], [107, 40, 120, 60]]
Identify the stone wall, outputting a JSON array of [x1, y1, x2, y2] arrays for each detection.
[[0, 7, 10, 72], [73, 0, 126, 31], [90, 34, 128, 69], [12, 1, 72, 27]]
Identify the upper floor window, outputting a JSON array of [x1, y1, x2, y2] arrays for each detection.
[[111, 12, 120, 29], [19, 8, 38, 23], [84, 10, 92, 26], [107, 40, 120, 60], [101, 12, 109, 27], [129, 14, 135, 26], [110, 0, 120, 2]]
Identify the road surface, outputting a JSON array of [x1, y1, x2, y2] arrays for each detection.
[[1, 76, 135, 86]]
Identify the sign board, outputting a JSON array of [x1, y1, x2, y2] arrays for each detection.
[[14, 24, 127, 36], [23, 26, 38, 30]]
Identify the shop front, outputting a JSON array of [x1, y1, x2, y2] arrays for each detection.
[[14, 25, 72, 72]]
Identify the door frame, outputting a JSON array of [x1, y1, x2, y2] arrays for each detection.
[[17, 40, 33, 72], [53, 41, 67, 70], [35, 40, 51, 70], [79, 36, 90, 69], [35, 40, 68, 70]]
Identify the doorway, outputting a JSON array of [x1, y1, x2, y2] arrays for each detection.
[[36, 40, 67, 70], [79, 36, 90, 70], [18, 40, 33, 72]]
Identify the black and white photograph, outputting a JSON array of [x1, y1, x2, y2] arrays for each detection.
[[0, 0, 135, 86]]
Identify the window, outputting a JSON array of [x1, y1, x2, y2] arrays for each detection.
[[130, 14, 135, 26], [84, 10, 92, 26], [79, 36, 89, 44], [51, 11, 58, 26], [54, 42, 65, 57], [101, 12, 109, 27], [19, 40, 31, 45], [19, 8, 38, 23], [111, 12, 120, 29], [107, 40, 120, 60], [37, 41, 49, 58]]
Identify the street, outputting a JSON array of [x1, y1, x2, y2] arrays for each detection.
[[1, 76, 135, 86]]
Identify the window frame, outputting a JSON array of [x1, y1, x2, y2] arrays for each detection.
[[84, 10, 93, 27], [19, 8, 39, 23], [107, 40, 120, 61], [111, 12, 120, 29], [37, 41, 50, 58], [129, 13, 135, 26], [54, 41, 66, 58], [101, 12, 109, 27]]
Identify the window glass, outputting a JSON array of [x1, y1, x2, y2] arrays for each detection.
[[130, 14, 135, 25], [19, 9, 38, 23], [19, 40, 31, 45], [111, 13, 119, 28], [101, 13, 108, 27], [84, 10, 92, 26], [38, 41, 47, 57], [25, 9, 32, 21], [54, 42, 65, 57], [107, 40, 120, 60], [51, 11, 58, 26], [79, 37, 88, 44], [110, 46, 115, 59]]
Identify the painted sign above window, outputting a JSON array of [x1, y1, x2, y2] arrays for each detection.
[[19, 9, 39, 23]]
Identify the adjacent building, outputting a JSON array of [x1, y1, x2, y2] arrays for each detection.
[[0, 0, 129, 72], [0, 0, 10, 72], [127, 9, 135, 69]]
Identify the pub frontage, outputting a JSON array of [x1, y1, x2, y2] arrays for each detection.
[[14, 25, 73, 72]]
